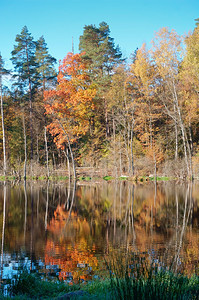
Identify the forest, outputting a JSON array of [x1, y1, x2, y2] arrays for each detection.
[[0, 20, 199, 180]]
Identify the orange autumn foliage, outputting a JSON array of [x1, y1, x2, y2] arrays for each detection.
[[44, 52, 96, 149], [45, 205, 98, 282]]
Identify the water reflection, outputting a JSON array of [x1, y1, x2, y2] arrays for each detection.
[[0, 180, 198, 285]]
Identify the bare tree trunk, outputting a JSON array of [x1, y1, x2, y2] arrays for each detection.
[[25, 44, 34, 174], [130, 119, 134, 175], [0, 65, 6, 176], [44, 126, 50, 178], [104, 98, 109, 138], [149, 115, 153, 149], [174, 103, 178, 160], [122, 132, 130, 174], [173, 81, 190, 175], [119, 135, 122, 176], [36, 132, 39, 163], [66, 148, 70, 178], [154, 153, 157, 183], [56, 118, 76, 178], [188, 121, 193, 156], [52, 151, 56, 169], [22, 112, 27, 180], [113, 116, 117, 177]]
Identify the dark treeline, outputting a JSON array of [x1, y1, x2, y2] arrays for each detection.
[[0, 20, 199, 179]]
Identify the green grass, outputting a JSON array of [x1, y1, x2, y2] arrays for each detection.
[[105, 254, 199, 300], [149, 176, 171, 181], [118, 176, 129, 180], [103, 176, 115, 181], [6, 271, 80, 299], [2, 258, 199, 300], [0, 176, 16, 181]]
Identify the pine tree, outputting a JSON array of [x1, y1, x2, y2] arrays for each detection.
[[11, 26, 38, 165], [35, 36, 57, 91], [79, 22, 123, 140], [35, 36, 57, 177]]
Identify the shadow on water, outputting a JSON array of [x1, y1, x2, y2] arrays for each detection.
[[0, 179, 198, 290]]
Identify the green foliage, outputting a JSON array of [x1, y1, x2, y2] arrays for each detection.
[[11, 26, 38, 91], [35, 35, 57, 89], [79, 21, 122, 82]]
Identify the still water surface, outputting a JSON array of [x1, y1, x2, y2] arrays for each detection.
[[0, 180, 198, 284]]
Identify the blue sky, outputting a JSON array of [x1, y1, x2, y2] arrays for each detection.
[[0, 0, 198, 72]]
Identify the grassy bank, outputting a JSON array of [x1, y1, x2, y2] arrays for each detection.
[[0, 174, 173, 183], [2, 265, 199, 299]]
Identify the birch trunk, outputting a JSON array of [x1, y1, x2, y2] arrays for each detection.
[[56, 118, 76, 179]]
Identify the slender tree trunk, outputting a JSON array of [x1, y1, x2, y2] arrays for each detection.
[[149, 115, 153, 149], [188, 121, 193, 156], [25, 44, 34, 167], [52, 151, 56, 169], [104, 98, 109, 138], [22, 112, 27, 180], [63, 148, 71, 178], [44, 126, 50, 177], [130, 119, 134, 176], [185, 129, 193, 180], [56, 118, 76, 178], [123, 132, 130, 174], [174, 103, 178, 160], [36, 132, 39, 163], [0, 66, 6, 176], [66, 148, 70, 178], [127, 121, 131, 173], [112, 116, 117, 177], [154, 154, 157, 183], [119, 135, 122, 176], [173, 81, 190, 175]]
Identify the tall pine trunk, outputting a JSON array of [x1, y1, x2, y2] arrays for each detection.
[[0, 63, 6, 176], [22, 112, 27, 180]]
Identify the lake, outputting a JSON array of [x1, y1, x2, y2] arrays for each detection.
[[0, 180, 198, 285]]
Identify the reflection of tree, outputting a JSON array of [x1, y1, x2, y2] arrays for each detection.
[[24, 181, 27, 244], [0, 182, 6, 286], [0, 181, 198, 279], [45, 205, 98, 282]]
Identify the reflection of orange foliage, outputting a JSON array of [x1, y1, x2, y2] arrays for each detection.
[[47, 205, 77, 234], [45, 205, 98, 282], [183, 231, 199, 276]]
